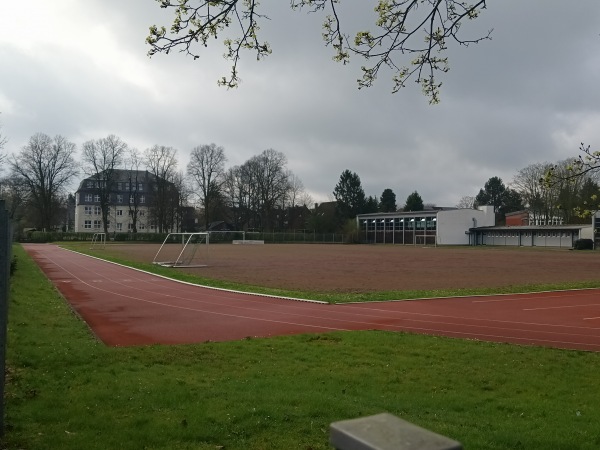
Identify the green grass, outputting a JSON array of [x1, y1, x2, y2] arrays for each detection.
[[59, 242, 600, 304], [3, 244, 600, 449]]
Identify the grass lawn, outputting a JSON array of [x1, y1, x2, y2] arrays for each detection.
[[2, 244, 600, 449]]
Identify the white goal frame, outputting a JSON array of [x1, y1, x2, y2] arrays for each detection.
[[90, 232, 106, 249], [152, 232, 210, 268]]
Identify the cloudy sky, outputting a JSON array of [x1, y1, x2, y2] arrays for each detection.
[[1, 1, 600, 206]]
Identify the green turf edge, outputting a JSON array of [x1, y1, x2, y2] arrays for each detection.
[[58, 242, 600, 303]]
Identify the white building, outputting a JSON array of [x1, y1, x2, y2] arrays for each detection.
[[357, 206, 495, 246], [357, 206, 592, 248]]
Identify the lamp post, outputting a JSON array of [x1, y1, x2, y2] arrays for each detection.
[[372, 220, 376, 243], [400, 218, 404, 245]]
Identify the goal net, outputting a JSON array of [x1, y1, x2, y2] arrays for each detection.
[[152, 232, 209, 268], [90, 232, 106, 249]]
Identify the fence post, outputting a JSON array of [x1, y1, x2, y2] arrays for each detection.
[[330, 413, 463, 450], [0, 200, 13, 436]]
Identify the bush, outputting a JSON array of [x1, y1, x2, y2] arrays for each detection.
[[573, 239, 594, 250]]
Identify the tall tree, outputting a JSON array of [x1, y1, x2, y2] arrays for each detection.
[[247, 149, 289, 230], [404, 191, 424, 212], [379, 188, 397, 212], [500, 189, 524, 216], [475, 176, 506, 213], [144, 145, 179, 233], [512, 163, 548, 218], [147, 1, 490, 103], [124, 148, 145, 233], [364, 195, 379, 214], [333, 170, 365, 221], [81, 135, 128, 235], [9, 133, 78, 230], [187, 143, 227, 229]]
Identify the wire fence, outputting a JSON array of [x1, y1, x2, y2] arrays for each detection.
[[19, 230, 351, 244]]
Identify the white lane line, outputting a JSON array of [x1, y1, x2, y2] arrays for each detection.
[[524, 302, 600, 311]]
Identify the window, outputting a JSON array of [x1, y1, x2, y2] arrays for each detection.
[[94, 194, 101, 202], [117, 194, 123, 203], [128, 223, 134, 231], [84, 206, 92, 215], [139, 210, 145, 217], [85, 194, 92, 202], [94, 206, 101, 215], [140, 223, 146, 230], [84, 220, 92, 229], [125, 182, 130, 191], [116, 209, 123, 216], [150, 224, 156, 231], [128, 210, 134, 216], [138, 183, 143, 191], [129, 195, 134, 204], [116, 223, 123, 231], [140, 195, 145, 204], [93, 220, 101, 229]]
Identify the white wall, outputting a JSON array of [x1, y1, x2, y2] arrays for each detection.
[[437, 207, 495, 245]]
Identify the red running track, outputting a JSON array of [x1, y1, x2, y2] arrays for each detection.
[[23, 244, 600, 351]]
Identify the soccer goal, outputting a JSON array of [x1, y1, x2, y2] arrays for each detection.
[[90, 232, 106, 249], [152, 232, 210, 268]]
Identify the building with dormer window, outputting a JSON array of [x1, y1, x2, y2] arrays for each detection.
[[74, 169, 179, 233]]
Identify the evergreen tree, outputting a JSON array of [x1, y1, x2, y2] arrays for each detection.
[[364, 195, 379, 214], [379, 188, 397, 212], [333, 170, 366, 220], [475, 176, 507, 213], [404, 191, 424, 211]]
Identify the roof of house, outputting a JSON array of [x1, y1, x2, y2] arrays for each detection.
[[76, 169, 162, 191]]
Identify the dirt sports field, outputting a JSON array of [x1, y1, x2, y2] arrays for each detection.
[[101, 243, 600, 293]]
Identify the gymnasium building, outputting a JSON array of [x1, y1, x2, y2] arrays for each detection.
[[356, 206, 594, 248]]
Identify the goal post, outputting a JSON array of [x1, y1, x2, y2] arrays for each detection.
[[152, 232, 209, 268], [90, 232, 106, 249]]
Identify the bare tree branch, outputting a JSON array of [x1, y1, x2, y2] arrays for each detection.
[[147, 0, 491, 102]]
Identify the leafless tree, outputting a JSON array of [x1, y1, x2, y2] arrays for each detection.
[[144, 145, 179, 232], [187, 143, 227, 229], [223, 153, 284, 231], [147, 0, 490, 103], [124, 148, 145, 233], [250, 149, 290, 230], [0, 123, 7, 170], [81, 135, 128, 234], [456, 195, 475, 209], [9, 133, 78, 230], [0, 174, 29, 222]]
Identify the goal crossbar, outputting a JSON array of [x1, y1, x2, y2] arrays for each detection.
[[153, 232, 209, 268]]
